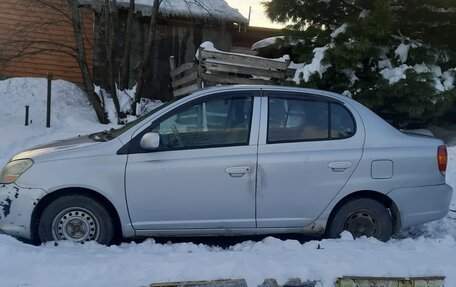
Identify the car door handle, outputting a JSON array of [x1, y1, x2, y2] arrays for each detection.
[[225, 166, 251, 177], [328, 161, 352, 172]]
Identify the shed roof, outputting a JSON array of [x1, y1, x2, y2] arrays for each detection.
[[82, 0, 248, 24]]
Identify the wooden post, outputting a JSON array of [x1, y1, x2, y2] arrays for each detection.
[[169, 56, 177, 97], [25, 105, 29, 126], [46, 72, 52, 128], [169, 56, 176, 72]]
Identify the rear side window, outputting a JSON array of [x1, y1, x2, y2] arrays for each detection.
[[267, 97, 355, 143], [331, 103, 355, 139]]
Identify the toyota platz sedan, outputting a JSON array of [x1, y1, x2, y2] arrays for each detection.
[[0, 85, 452, 244]]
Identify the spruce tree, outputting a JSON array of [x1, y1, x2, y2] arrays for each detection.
[[264, 0, 456, 126]]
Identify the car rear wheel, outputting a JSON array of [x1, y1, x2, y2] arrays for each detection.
[[326, 198, 393, 242], [38, 195, 115, 245]]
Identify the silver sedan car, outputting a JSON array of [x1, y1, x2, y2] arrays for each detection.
[[0, 85, 452, 244]]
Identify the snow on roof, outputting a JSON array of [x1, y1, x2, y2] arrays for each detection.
[[82, 0, 248, 23]]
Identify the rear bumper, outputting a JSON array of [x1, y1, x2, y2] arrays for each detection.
[[388, 183, 452, 230], [0, 184, 47, 240]]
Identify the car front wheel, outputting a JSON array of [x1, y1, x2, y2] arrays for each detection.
[[38, 195, 115, 245], [326, 198, 393, 242]]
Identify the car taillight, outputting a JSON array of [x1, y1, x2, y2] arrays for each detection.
[[438, 145, 447, 175]]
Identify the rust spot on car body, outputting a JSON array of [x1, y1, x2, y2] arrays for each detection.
[[0, 197, 13, 218]]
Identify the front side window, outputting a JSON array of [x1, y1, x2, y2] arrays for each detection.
[[267, 97, 355, 143], [151, 96, 253, 150]]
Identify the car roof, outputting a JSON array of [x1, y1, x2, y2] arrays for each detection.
[[189, 85, 350, 103]]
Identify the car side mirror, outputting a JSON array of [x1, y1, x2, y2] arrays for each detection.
[[140, 132, 160, 150]]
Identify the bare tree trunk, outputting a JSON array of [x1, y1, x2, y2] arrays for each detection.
[[104, 0, 124, 122], [67, 0, 108, 124], [133, 0, 161, 115], [119, 0, 135, 90]]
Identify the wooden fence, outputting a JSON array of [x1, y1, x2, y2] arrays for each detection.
[[169, 47, 296, 97]]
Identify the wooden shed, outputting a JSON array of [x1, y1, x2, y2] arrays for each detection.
[[0, 0, 94, 84], [90, 0, 249, 100], [0, 0, 248, 100]]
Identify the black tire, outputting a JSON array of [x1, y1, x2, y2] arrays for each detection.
[[326, 198, 393, 242], [38, 195, 115, 245]]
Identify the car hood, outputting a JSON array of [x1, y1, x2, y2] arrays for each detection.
[[11, 134, 101, 161]]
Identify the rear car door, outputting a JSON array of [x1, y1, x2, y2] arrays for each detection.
[[256, 90, 365, 228], [125, 90, 260, 231]]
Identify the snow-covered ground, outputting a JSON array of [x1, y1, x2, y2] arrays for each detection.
[[1, 78, 456, 287], [0, 78, 114, 168]]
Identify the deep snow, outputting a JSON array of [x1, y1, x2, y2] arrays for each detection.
[[0, 78, 456, 287]]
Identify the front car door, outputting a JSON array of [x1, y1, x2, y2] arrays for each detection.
[[124, 90, 260, 232], [256, 90, 365, 228]]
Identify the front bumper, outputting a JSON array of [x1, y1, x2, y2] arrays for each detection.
[[388, 183, 453, 229], [0, 184, 47, 240]]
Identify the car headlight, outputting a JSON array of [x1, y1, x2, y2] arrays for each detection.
[[0, 159, 34, 184]]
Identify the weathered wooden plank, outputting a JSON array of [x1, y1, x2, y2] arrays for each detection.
[[201, 50, 289, 71], [197, 47, 204, 89], [170, 61, 197, 78], [149, 278, 319, 287], [336, 276, 445, 287], [286, 67, 297, 77], [169, 56, 176, 73], [172, 71, 198, 88], [203, 81, 218, 87], [203, 60, 284, 79], [150, 279, 247, 287], [173, 83, 200, 97], [202, 73, 273, 85], [260, 278, 318, 287]]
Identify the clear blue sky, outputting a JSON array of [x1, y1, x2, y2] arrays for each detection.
[[225, 0, 285, 28]]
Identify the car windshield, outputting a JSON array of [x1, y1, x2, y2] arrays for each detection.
[[90, 98, 179, 142]]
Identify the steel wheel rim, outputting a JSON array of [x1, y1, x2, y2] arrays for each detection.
[[52, 207, 100, 242], [343, 210, 378, 238]]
